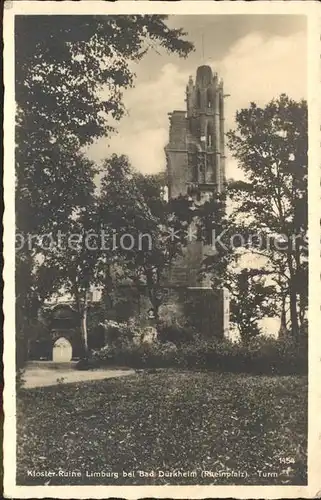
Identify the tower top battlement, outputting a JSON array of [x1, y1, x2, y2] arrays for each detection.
[[195, 65, 215, 87]]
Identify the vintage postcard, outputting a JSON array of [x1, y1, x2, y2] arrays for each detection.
[[3, 0, 321, 498]]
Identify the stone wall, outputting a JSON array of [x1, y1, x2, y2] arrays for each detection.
[[166, 111, 190, 199], [159, 286, 225, 338], [167, 240, 203, 287], [166, 150, 190, 199], [168, 110, 187, 148]]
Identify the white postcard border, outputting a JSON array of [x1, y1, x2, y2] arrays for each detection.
[[3, 1, 321, 498]]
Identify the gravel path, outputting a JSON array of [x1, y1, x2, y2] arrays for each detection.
[[22, 361, 135, 389]]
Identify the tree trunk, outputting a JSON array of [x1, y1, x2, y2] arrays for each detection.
[[80, 292, 89, 358], [294, 239, 307, 332], [286, 252, 300, 340], [288, 282, 299, 339], [299, 292, 307, 330], [104, 263, 114, 310], [145, 267, 159, 320], [278, 294, 287, 339]]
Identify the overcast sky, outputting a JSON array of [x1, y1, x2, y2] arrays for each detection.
[[86, 14, 307, 180]]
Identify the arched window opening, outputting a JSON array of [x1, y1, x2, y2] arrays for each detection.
[[196, 89, 201, 108], [207, 123, 214, 148], [52, 337, 72, 363], [207, 89, 213, 108], [193, 163, 198, 182]]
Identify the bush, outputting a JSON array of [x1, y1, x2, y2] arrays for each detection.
[[93, 332, 307, 375], [178, 338, 242, 371], [16, 368, 26, 391], [93, 341, 178, 369], [186, 335, 308, 375], [157, 321, 197, 347], [100, 319, 137, 346]]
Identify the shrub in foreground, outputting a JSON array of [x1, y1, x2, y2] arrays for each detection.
[[93, 341, 178, 369], [179, 335, 307, 374], [157, 320, 197, 346], [93, 333, 307, 375]]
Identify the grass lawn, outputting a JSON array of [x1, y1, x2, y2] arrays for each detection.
[[17, 370, 307, 485]]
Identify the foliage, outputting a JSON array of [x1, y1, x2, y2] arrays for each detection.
[[93, 335, 307, 375], [15, 16, 193, 362], [17, 372, 307, 485], [38, 193, 104, 355], [16, 15, 193, 231], [157, 320, 197, 346], [229, 268, 277, 342], [16, 15, 193, 149], [177, 336, 307, 375], [99, 155, 191, 319], [16, 316, 52, 366], [86, 307, 106, 350], [99, 319, 137, 346], [40, 152, 190, 355], [203, 95, 308, 340], [93, 341, 178, 369], [227, 96, 308, 339], [16, 368, 26, 393]]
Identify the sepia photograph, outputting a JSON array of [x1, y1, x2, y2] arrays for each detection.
[[3, 1, 320, 498]]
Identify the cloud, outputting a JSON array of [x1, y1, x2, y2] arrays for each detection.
[[125, 63, 188, 127], [212, 30, 307, 180], [87, 30, 307, 180], [109, 126, 168, 175], [218, 30, 306, 120], [87, 63, 189, 173]]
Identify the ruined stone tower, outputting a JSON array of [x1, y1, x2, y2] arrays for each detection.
[[163, 65, 229, 338], [165, 65, 227, 288], [166, 65, 226, 202]]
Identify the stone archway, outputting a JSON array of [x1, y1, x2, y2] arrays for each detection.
[[52, 337, 72, 362]]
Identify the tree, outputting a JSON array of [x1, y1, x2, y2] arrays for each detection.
[[15, 16, 194, 360], [15, 150, 98, 362], [206, 95, 307, 340], [200, 201, 280, 343], [16, 15, 193, 233], [15, 15, 193, 154], [99, 155, 190, 322], [228, 268, 277, 343], [35, 155, 188, 355]]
